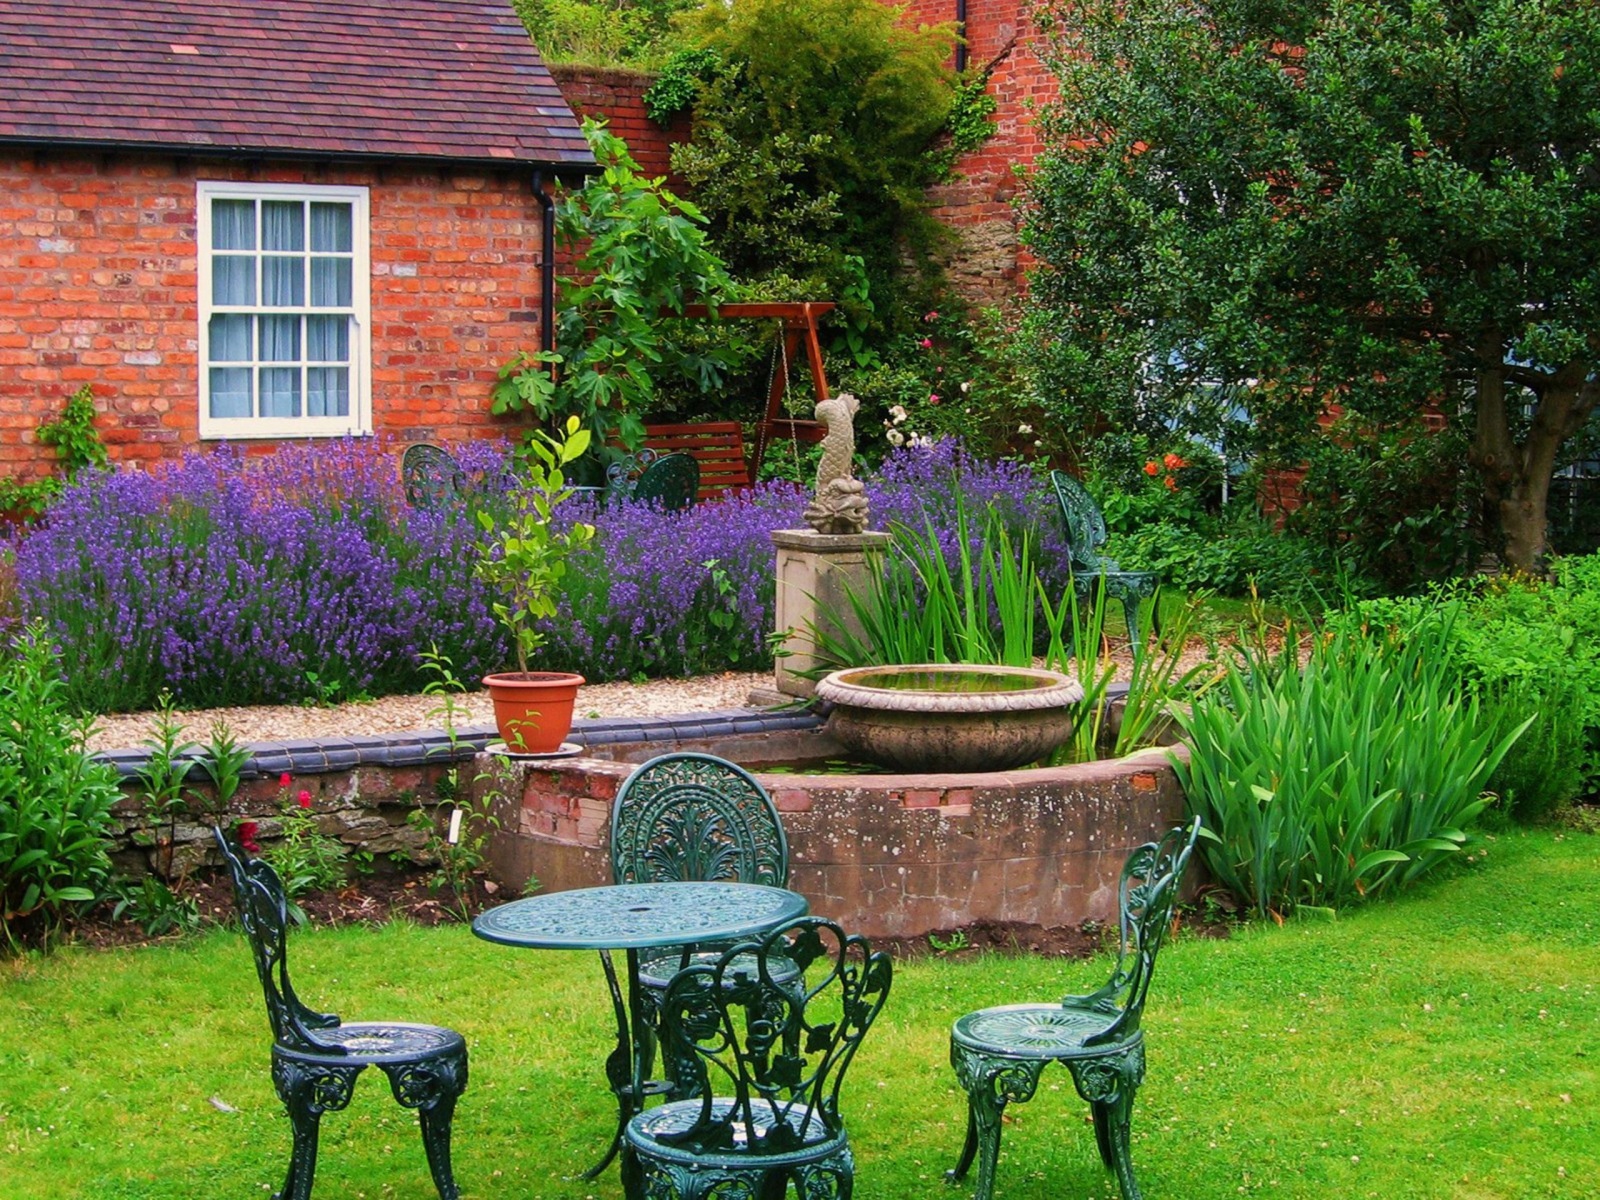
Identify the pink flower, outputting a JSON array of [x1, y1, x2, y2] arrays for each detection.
[[928, 394, 941, 406], [920, 337, 933, 349], [297, 790, 313, 809], [279, 772, 292, 788], [924, 311, 939, 322]]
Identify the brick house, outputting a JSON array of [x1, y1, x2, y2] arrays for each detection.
[[0, 0, 593, 478]]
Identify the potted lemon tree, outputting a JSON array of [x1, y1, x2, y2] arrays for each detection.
[[475, 416, 595, 753]]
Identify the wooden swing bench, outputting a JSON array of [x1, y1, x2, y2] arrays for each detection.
[[649, 301, 837, 500]]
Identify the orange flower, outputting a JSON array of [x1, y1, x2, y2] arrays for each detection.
[[1162, 452, 1186, 471], [1144, 460, 1160, 476], [1163, 475, 1178, 491]]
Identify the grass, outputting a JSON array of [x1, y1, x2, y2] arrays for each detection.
[[2, 829, 1596, 1199]]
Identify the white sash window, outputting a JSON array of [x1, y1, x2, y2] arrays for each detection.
[[198, 182, 371, 438]]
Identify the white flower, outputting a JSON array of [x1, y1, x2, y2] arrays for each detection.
[[960, 380, 972, 394], [1018, 423, 1033, 435], [889, 404, 908, 423], [886, 429, 905, 446]]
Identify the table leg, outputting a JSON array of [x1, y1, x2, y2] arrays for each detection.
[[582, 948, 633, 1180]]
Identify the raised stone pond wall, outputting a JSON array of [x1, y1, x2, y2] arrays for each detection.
[[97, 704, 1187, 937]]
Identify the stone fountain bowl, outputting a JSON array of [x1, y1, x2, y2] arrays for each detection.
[[813, 663, 1085, 773]]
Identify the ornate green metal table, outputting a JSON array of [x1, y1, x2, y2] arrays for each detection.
[[472, 881, 809, 1178]]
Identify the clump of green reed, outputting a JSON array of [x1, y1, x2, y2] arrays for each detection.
[[1172, 599, 1529, 920]]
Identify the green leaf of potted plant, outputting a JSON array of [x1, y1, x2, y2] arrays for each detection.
[[474, 415, 596, 753]]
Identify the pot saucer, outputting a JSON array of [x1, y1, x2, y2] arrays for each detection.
[[486, 741, 585, 760]]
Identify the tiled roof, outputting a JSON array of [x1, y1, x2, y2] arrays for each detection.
[[0, 0, 594, 169]]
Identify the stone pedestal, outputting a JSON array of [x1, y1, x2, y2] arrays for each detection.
[[771, 528, 892, 699]]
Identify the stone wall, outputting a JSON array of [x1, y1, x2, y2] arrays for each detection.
[[0, 150, 545, 480], [480, 736, 1188, 938]]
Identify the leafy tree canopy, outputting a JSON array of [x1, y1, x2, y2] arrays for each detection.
[[670, 0, 958, 339], [1026, 0, 1600, 569]]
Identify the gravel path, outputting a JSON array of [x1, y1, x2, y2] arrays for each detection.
[[86, 672, 771, 752]]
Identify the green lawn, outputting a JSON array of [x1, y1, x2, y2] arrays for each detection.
[[2, 829, 1595, 1199]]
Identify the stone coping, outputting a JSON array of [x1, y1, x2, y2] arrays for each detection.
[[92, 707, 825, 781]]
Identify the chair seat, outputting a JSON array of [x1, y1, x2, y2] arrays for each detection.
[[637, 949, 802, 992], [278, 1021, 466, 1065], [952, 1002, 1134, 1060], [626, 1098, 844, 1168]]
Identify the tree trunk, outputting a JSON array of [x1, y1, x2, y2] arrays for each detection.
[[1471, 349, 1598, 573]]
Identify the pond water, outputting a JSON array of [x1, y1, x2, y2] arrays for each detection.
[[841, 667, 1057, 693]]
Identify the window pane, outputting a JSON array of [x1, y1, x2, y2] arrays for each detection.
[[310, 257, 352, 307], [310, 203, 352, 253], [212, 200, 256, 250], [262, 257, 304, 307], [261, 201, 304, 251], [209, 367, 252, 418], [260, 367, 301, 417], [213, 256, 255, 306], [208, 314, 251, 361], [307, 367, 350, 417], [306, 315, 349, 362], [259, 315, 301, 363]]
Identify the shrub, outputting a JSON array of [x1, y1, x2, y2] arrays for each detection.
[[0, 624, 119, 951], [670, 0, 957, 338], [1173, 604, 1522, 919], [1337, 556, 1600, 817], [12, 439, 510, 713], [540, 481, 808, 679]]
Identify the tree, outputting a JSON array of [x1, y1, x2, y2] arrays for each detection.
[[1025, 0, 1600, 570], [667, 0, 957, 340]]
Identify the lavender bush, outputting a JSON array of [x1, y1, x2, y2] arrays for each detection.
[[12, 439, 510, 713], [11, 438, 1063, 713]]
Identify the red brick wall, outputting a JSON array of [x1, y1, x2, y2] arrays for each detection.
[[547, 65, 688, 184], [909, 0, 1056, 303], [0, 150, 547, 479]]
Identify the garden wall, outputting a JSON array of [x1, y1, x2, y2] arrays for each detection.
[[0, 151, 545, 480], [546, 65, 689, 185], [481, 736, 1188, 939], [910, 0, 1054, 304]]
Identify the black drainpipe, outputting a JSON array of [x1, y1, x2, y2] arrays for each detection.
[[955, 0, 968, 74], [532, 169, 556, 355]]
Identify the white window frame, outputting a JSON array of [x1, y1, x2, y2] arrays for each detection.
[[197, 180, 372, 439]]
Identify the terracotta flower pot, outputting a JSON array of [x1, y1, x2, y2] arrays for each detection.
[[482, 671, 585, 754]]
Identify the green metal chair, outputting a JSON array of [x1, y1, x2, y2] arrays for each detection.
[[401, 443, 465, 510], [612, 753, 793, 993], [1050, 469, 1161, 653], [630, 451, 701, 512], [609, 754, 796, 1096], [622, 916, 893, 1200], [213, 828, 468, 1200], [946, 818, 1201, 1200]]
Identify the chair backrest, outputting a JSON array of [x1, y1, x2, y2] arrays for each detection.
[[1050, 469, 1110, 570], [402, 443, 465, 510], [658, 916, 892, 1154], [631, 452, 700, 512], [1077, 817, 1201, 1045], [213, 827, 345, 1055], [610, 753, 788, 888]]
